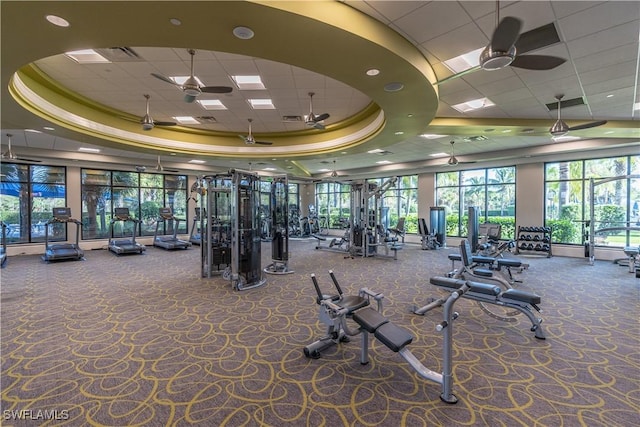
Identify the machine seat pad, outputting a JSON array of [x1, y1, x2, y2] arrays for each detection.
[[471, 255, 495, 264], [353, 308, 389, 333], [337, 295, 370, 313], [623, 246, 639, 256], [374, 322, 413, 352], [430, 276, 465, 289], [472, 268, 493, 277], [312, 234, 326, 241], [497, 259, 522, 268], [501, 289, 541, 305], [467, 282, 501, 296], [448, 254, 462, 261]]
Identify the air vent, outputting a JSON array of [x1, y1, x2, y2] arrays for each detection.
[[515, 23, 561, 54], [282, 115, 302, 122], [196, 116, 217, 123], [545, 97, 585, 111], [463, 135, 488, 142], [96, 47, 143, 62]]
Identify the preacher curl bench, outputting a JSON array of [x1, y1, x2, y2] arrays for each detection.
[[305, 270, 470, 404]]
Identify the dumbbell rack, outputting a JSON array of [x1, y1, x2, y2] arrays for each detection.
[[515, 226, 552, 258]]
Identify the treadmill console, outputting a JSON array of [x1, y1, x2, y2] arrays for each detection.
[[159, 207, 173, 219], [114, 207, 130, 219], [52, 207, 71, 220]]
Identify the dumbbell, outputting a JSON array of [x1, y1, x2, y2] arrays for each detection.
[[542, 237, 550, 243], [542, 244, 550, 251], [526, 234, 532, 241], [519, 242, 528, 250], [533, 235, 541, 241], [534, 244, 542, 251], [527, 243, 534, 250]]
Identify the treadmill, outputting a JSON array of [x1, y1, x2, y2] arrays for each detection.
[[42, 207, 85, 262], [189, 207, 205, 246], [108, 207, 146, 255], [153, 207, 191, 250], [0, 221, 7, 268]]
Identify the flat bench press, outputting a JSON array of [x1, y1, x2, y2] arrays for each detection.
[[414, 276, 545, 339], [305, 271, 470, 404]]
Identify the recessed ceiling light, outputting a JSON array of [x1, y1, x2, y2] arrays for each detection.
[[604, 131, 615, 134], [552, 135, 580, 142], [65, 49, 111, 64], [366, 68, 380, 76], [367, 149, 385, 154], [25, 129, 42, 133], [173, 116, 200, 124], [395, 131, 404, 135], [606, 94, 614, 98], [263, 167, 276, 171], [318, 168, 331, 172], [443, 47, 484, 73], [43, 126, 55, 131], [502, 129, 512, 133], [170, 18, 182, 26], [46, 14, 70, 27], [233, 26, 255, 40], [384, 82, 404, 92], [521, 128, 535, 134], [78, 147, 100, 153], [188, 159, 206, 164], [248, 99, 275, 109], [430, 152, 448, 157], [169, 153, 177, 156], [197, 99, 227, 110], [232, 75, 265, 90], [420, 134, 448, 139], [451, 97, 495, 113], [376, 160, 392, 164], [407, 114, 413, 118]]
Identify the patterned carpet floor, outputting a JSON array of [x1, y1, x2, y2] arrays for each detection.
[[1, 238, 639, 426]]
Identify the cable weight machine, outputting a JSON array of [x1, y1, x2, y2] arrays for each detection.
[[264, 175, 293, 275], [199, 170, 266, 290]]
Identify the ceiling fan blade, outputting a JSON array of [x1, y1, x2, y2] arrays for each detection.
[[514, 23, 561, 55], [510, 54, 566, 70], [313, 122, 325, 130], [490, 17, 522, 52], [184, 94, 197, 103], [434, 65, 481, 85], [254, 141, 273, 145], [200, 86, 233, 94], [567, 120, 608, 132], [314, 113, 330, 122], [154, 121, 177, 126], [151, 72, 179, 86]]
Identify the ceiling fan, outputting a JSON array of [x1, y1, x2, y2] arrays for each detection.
[[549, 94, 608, 137], [445, 141, 476, 166], [1, 133, 42, 163], [140, 94, 176, 131], [239, 119, 273, 145], [436, 1, 566, 85], [305, 92, 330, 130], [138, 155, 179, 173], [151, 49, 233, 103]]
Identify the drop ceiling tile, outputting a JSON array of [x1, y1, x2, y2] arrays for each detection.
[[420, 22, 489, 62], [549, 1, 606, 19], [360, 1, 426, 23], [566, 21, 640, 59], [393, 1, 471, 44], [558, 1, 640, 41], [476, 76, 526, 97], [580, 60, 637, 87], [498, 1, 557, 32]]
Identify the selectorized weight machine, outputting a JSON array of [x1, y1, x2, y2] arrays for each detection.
[[264, 175, 293, 275], [199, 170, 266, 290]]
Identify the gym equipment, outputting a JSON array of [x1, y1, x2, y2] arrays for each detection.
[[264, 175, 294, 275], [313, 218, 351, 254], [198, 174, 232, 278], [430, 206, 447, 248], [617, 246, 640, 274], [468, 206, 481, 253], [418, 240, 544, 338], [587, 175, 640, 265], [515, 226, 552, 257], [42, 207, 85, 262], [153, 207, 191, 250], [418, 218, 441, 250], [108, 207, 145, 255], [388, 217, 406, 244], [200, 170, 266, 290], [305, 270, 467, 404], [0, 221, 7, 267], [189, 207, 205, 245]]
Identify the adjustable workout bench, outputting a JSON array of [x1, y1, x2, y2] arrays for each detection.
[[413, 276, 545, 339], [305, 271, 470, 404], [448, 244, 528, 285]]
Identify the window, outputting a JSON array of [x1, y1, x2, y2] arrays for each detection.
[[0, 163, 67, 244], [315, 181, 352, 229], [81, 169, 188, 239], [436, 167, 516, 239], [545, 155, 639, 247]]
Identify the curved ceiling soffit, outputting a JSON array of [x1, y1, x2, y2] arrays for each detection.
[[4, 1, 438, 157]]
